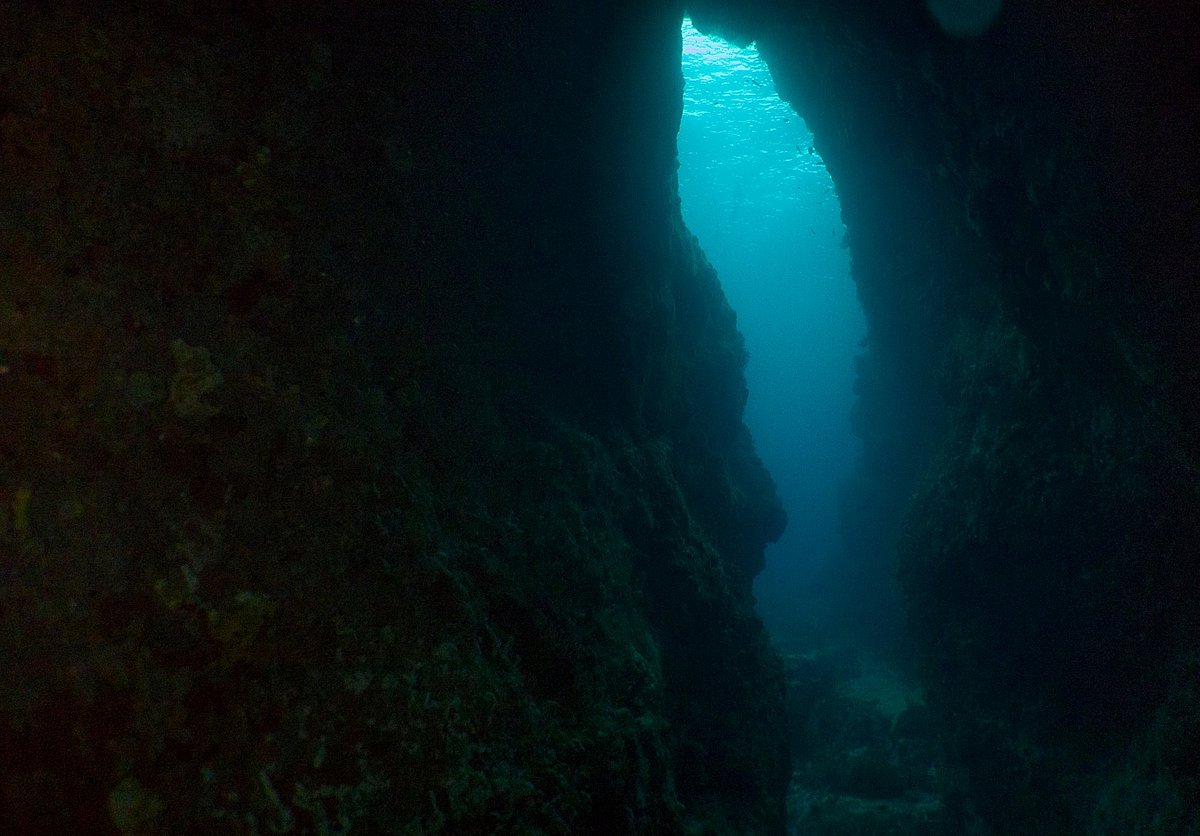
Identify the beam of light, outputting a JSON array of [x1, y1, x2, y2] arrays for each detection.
[[677, 17, 865, 614]]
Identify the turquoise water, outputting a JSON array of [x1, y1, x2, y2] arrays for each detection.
[[677, 19, 866, 634]]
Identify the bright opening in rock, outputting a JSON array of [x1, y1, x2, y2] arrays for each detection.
[[677, 18, 866, 646]]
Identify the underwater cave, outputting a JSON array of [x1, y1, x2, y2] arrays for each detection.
[[676, 19, 874, 656], [1, 1, 1198, 834]]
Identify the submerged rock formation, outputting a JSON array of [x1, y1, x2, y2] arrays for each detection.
[[1, 3, 786, 832], [0, 1, 1196, 834], [691, 0, 1200, 831]]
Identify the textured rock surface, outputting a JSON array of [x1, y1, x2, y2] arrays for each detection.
[[0, 3, 786, 833], [690, 0, 1200, 832], [2, 1, 1198, 834]]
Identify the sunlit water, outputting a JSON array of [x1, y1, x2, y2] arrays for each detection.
[[677, 18, 866, 631]]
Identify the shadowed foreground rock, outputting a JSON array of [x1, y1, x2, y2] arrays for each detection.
[[1, 1, 1197, 834]]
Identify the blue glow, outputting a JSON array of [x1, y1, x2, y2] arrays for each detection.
[[677, 19, 865, 620], [678, 20, 839, 243]]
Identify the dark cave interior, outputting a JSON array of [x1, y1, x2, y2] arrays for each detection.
[[0, 1, 1197, 833]]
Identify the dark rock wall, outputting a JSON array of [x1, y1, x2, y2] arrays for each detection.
[[3, 1, 1197, 833], [691, 0, 1200, 832], [0, 2, 788, 833]]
